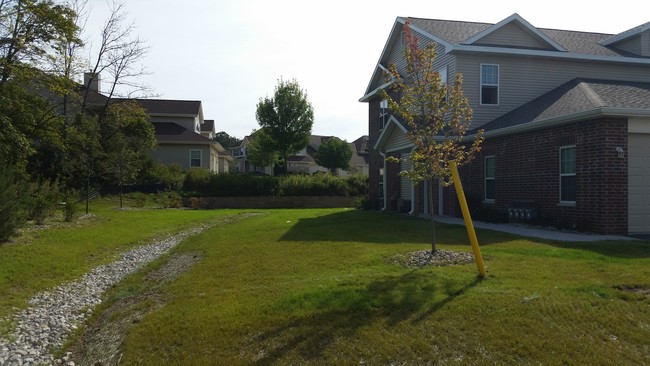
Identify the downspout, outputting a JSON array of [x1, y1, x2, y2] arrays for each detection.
[[379, 152, 388, 211]]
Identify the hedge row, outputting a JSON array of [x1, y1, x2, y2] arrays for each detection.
[[183, 170, 368, 197]]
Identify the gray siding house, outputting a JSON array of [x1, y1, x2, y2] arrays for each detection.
[[361, 13, 650, 235]]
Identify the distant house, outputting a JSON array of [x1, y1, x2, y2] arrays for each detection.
[[83, 75, 230, 173], [230, 134, 274, 175], [360, 13, 650, 235], [231, 134, 370, 176]]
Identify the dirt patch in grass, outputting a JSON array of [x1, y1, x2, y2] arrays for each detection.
[[615, 285, 650, 298], [66, 251, 204, 366]]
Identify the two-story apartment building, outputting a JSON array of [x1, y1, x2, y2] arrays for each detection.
[[360, 14, 650, 235]]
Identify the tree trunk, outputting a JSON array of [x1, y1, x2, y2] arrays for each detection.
[[429, 178, 437, 253]]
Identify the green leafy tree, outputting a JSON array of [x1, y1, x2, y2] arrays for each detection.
[[0, 0, 80, 175], [0, 166, 26, 242], [315, 137, 352, 175], [380, 20, 483, 252], [98, 100, 156, 208], [255, 78, 314, 175], [213, 131, 241, 148], [246, 129, 278, 170]]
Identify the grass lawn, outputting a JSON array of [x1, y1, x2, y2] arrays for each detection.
[[71, 208, 650, 365], [0, 198, 244, 331]]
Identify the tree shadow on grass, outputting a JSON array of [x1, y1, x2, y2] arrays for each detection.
[[247, 270, 481, 364], [279, 209, 511, 246]]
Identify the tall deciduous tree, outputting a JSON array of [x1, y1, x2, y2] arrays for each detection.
[[255, 78, 313, 174], [81, 0, 151, 113], [315, 137, 352, 175], [213, 131, 241, 148], [380, 20, 483, 253]]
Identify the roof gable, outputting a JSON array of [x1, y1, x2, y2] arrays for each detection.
[[599, 21, 650, 47], [373, 116, 411, 151], [462, 13, 566, 51]]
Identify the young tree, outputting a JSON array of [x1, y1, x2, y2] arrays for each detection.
[[98, 100, 155, 208], [255, 78, 313, 175], [315, 137, 352, 175], [380, 20, 483, 253]]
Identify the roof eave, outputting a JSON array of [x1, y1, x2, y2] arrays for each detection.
[[359, 80, 393, 102], [450, 45, 650, 65], [599, 21, 650, 46], [470, 108, 650, 139]]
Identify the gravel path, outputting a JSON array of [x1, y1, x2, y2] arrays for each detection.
[[0, 225, 212, 366]]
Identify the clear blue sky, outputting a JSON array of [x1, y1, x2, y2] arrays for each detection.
[[85, 0, 648, 141]]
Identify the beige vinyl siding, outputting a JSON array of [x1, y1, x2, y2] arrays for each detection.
[[152, 144, 210, 171], [474, 22, 552, 50], [456, 54, 650, 129]]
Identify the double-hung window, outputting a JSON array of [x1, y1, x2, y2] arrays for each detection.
[[190, 149, 202, 168], [485, 156, 495, 201], [560, 146, 576, 203], [480, 64, 499, 105]]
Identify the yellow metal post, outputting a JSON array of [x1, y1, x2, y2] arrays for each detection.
[[449, 161, 487, 278]]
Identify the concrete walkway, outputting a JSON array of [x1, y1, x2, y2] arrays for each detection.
[[433, 215, 636, 242]]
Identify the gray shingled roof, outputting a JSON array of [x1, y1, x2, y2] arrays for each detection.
[[475, 79, 650, 133], [135, 99, 201, 115], [154, 122, 216, 144], [201, 119, 215, 132], [407, 17, 624, 57]]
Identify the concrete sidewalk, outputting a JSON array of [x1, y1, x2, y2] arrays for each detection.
[[433, 215, 635, 242]]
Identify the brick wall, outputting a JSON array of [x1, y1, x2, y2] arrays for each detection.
[[459, 117, 628, 234]]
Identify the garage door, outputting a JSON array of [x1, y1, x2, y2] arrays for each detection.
[[628, 133, 650, 235]]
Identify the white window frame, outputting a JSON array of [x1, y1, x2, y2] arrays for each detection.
[[559, 145, 576, 204], [438, 65, 448, 86], [480, 64, 499, 106], [378, 99, 388, 130], [484, 155, 495, 202], [190, 149, 202, 168]]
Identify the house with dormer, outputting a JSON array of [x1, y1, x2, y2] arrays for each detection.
[[82, 73, 229, 173], [361, 14, 650, 235]]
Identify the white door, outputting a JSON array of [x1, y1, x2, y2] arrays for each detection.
[[628, 133, 650, 234]]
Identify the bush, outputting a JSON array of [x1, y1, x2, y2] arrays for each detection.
[[61, 190, 79, 222], [26, 180, 61, 225], [155, 190, 182, 208], [346, 174, 369, 196], [0, 168, 26, 242], [278, 174, 349, 196], [183, 168, 212, 194], [182, 172, 370, 197], [127, 192, 149, 207], [140, 161, 184, 191]]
